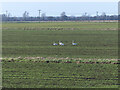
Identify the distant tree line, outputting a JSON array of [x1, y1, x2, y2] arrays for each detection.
[[1, 11, 118, 21]]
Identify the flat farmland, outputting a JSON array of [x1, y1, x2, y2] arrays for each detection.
[[2, 22, 119, 88], [2, 62, 118, 88], [2, 22, 118, 58]]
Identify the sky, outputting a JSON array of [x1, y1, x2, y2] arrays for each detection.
[[1, 0, 119, 2], [1, 2, 118, 17]]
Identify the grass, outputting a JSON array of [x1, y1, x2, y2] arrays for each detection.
[[2, 22, 118, 29], [2, 62, 118, 88], [2, 21, 119, 88], [2, 25, 118, 58]]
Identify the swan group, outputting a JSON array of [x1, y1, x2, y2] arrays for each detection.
[[53, 40, 77, 46]]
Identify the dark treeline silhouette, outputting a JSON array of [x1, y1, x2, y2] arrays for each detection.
[[1, 11, 118, 21]]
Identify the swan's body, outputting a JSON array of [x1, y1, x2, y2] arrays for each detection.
[[53, 42, 58, 46], [72, 41, 77, 45], [59, 41, 64, 46]]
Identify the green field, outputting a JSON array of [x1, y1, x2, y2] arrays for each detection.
[[2, 22, 119, 88], [2, 62, 118, 88], [2, 22, 118, 58]]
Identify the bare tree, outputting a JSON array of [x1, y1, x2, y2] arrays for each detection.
[[41, 13, 46, 20], [60, 12, 67, 20], [61, 12, 66, 17], [23, 11, 29, 21], [96, 11, 99, 16], [101, 12, 106, 17]]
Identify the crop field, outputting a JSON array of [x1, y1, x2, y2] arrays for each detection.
[[2, 22, 118, 58], [2, 62, 118, 88], [2, 21, 119, 88]]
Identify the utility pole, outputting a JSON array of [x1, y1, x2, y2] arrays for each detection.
[[6, 10, 8, 21], [96, 11, 98, 16], [96, 11, 99, 20], [6, 10, 8, 17], [38, 10, 41, 23]]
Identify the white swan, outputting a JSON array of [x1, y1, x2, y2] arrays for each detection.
[[53, 42, 58, 46], [59, 41, 64, 46], [72, 40, 77, 45]]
